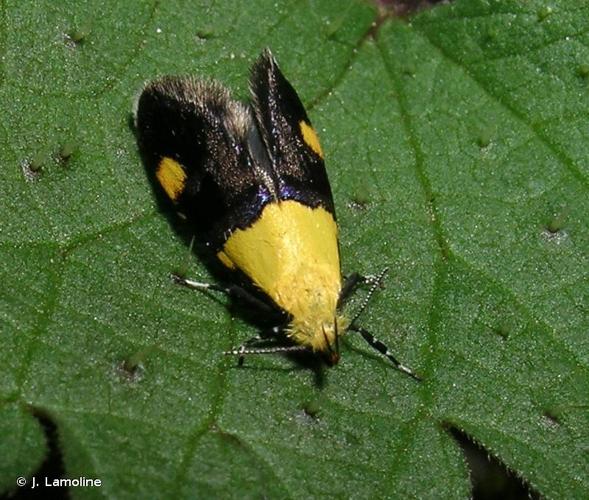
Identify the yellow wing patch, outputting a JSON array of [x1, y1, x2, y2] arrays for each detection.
[[156, 157, 187, 201], [217, 200, 341, 351], [300, 121, 324, 158]]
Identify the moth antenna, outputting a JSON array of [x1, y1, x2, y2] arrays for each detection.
[[349, 267, 389, 327], [224, 345, 308, 356], [349, 325, 421, 381]]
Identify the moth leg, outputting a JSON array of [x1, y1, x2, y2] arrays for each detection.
[[171, 273, 278, 315], [338, 268, 389, 308], [225, 344, 307, 364], [229, 325, 289, 366], [232, 334, 264, 366], [348, 324, 422, 381], [337, 272, 363, 308]]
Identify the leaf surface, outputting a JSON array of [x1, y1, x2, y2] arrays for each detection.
[[0, 0, 587, 498]]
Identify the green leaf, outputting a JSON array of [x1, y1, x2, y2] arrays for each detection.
[[1, 0, 588, 498]]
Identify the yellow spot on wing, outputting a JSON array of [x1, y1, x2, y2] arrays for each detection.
[[156, 157, 186, 201], [300, 121, 324, 158]]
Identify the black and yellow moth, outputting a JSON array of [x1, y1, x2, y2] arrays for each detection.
[[134, 49, 419, 379]]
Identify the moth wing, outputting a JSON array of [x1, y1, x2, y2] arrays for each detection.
[[249, 49, 335, 217], [135, 77, 272, 249]]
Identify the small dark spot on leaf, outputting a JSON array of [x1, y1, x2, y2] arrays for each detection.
[[324, 15, 346, 40], [196, 27, 214, 40], [546, 219, 564, 233], [215, 428, 246, 448], [544, 209, 567, 234], [492, 322, 510, 340], [476, 126, 493, 148], [116, 353, 146, 383], [402, 62, 416, 77], [484, 26, 498, 42], [56, 142, 77, 166], [65, 26, 91, 45], [31, 153, 47, 170], [347, 198, 369, 211], [536, 6, 553, 22], [347, 183, 373, 211], [576, 63, 589, 79], [541, 409, 561, 429], [21, 153, 46, 182], [58, 142, 75, 160], [301, 399, 321, 420], [542, 207, 570, 244]]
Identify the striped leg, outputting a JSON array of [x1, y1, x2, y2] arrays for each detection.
[[225, 325, 298, 365], [230, 334, 264, 366], [225, 344, 307, 357], [225, 343, 308, 366], [171, 273, 278, 316], [350, 325, 422, 381]]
